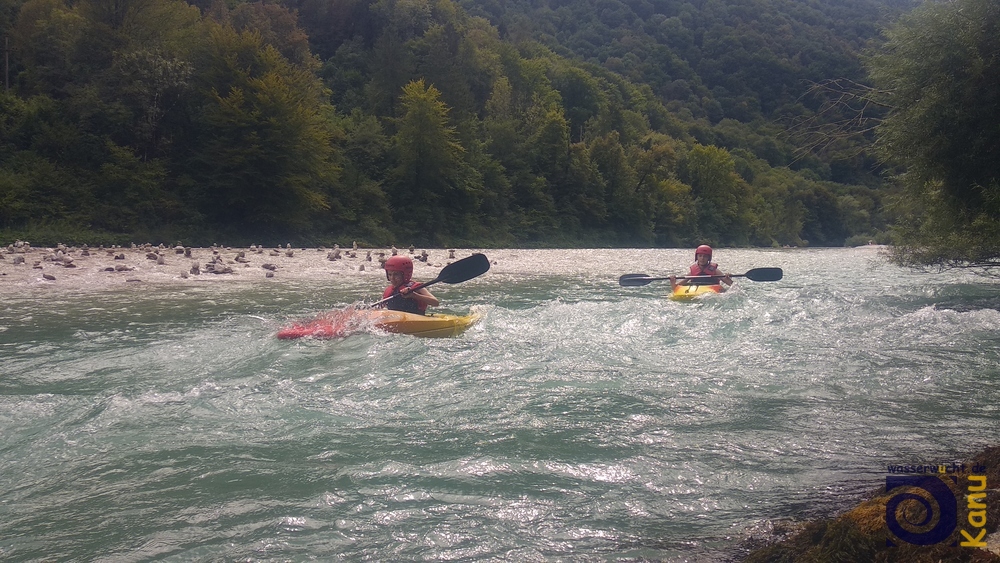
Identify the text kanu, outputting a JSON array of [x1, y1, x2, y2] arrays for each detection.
[[884, 470, 988, 547]]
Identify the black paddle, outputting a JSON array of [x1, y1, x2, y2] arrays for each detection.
[[371, 253, 491, 307], [619, 267, 783, 287]]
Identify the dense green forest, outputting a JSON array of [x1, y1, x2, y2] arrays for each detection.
[[0, 0, 918, 247]]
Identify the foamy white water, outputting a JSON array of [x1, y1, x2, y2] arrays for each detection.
[[1, 247, 998, 561]]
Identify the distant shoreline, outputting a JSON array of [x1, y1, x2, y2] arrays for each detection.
[[0, 242, 465, 290], [0, 241, 890, 291]]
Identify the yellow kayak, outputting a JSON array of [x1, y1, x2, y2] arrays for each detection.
[[368, 310, 482, 338], [669, 284, 724, 302], [277, 309, 482, 339]]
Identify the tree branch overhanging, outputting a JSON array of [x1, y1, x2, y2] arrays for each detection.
[[786, 78, 894, 161]]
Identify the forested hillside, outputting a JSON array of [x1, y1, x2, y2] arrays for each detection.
[[0, 0, 916, 247]]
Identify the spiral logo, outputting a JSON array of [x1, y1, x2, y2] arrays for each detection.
[[885, 475, 958, 546]]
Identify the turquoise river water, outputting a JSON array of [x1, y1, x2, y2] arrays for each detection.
[[1, 248, 999, 561]]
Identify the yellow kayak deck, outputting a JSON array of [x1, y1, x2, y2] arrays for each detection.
[[368, 310, 483, 338], [277, 309, 482, 339], [669, 284, 724, 301]]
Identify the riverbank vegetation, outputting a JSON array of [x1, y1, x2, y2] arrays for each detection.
[[864, 0, 1000, 272], [0, 0, 924, 249]]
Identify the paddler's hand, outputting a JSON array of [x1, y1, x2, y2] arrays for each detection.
[[398, 286, 413, 298]]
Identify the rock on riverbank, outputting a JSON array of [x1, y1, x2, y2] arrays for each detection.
[[741, 446, 1000, 562], [0, 241, 468, 289]]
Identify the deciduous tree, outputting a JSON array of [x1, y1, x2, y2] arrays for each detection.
[[388, 78, 477, 241], [183, 25, 337, 230], [867, 0, 1000, 269]]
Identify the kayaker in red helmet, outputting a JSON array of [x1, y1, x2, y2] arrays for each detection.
[[669, 245, 733, 290], [381, 255, 439, 315]]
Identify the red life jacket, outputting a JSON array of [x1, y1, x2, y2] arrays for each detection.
[[688, 263, 722, 284], [382, 281, 426, 314]]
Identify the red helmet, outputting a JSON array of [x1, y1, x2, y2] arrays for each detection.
[[695, 245, 713, 259], [384, 255, 413, 283]]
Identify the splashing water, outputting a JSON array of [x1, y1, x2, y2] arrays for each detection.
[[2, 248, 998, 561]]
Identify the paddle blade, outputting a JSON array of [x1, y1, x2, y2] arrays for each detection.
[[619, 273, 656, 287], [437, 253, 491, 284], [744, 267, 783, 282]]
